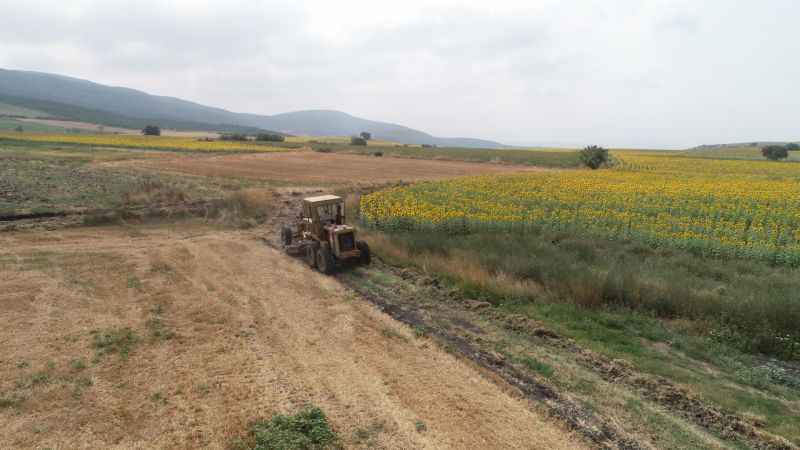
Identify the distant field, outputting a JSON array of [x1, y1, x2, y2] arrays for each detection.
[[286, 135, 405, 147], [318, 142, 582, 167], [0, 144, 272, 216], [0, 101, 45, 117], [120, 151, 547, 186], [683, 145, 800, 161], [0, 118, 68, 133], [0, 132, 288, 153]]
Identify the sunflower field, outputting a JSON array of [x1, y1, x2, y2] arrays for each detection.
[[361, 151, 800, 266], [0, 132, 287, 152]]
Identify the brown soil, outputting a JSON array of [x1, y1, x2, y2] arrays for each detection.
[[115, 151, 546, 185], [0, 223, 584, 449]]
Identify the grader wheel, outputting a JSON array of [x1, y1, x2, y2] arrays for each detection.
[[306, 242, 319, 268], [316, 243, 335, 274], [281, 226, 292, 246]]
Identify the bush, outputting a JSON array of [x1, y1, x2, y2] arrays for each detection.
[[786, 143, 799, 151], [762, 145, 789, 161], [256, 133, 285, 142], [373, 151, 383, 157], [14, 125, 23, 132], [220, 133, 249, 141], [421, 144, 436, 148], [579, 145, 608, 169], [350, 136, 367, 146], [248, 406, 337, 450], [314, 147, 332, 153], [360, 131, 372, 141], [142, 125, 161, 136]]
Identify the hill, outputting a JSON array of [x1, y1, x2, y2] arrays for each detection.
[[0, 68, 504, 148]]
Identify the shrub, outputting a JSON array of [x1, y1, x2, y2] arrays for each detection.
[[248, 406, 337, 450], [14, 125, 23, 132], [220, 133, 249, 141], [142, 125, 161, 136], [351, 136, 367, 146], [421, 144, 436, 148], [313, 147, 332, 153], [579, 145, 608, 169], [360, 131, 372, 141], [786, 143, 799, 151], [762, 145, 789, 161], [256, 133, 285, 142], [91, 327, 138, 360], [373, 151, 383, 157]]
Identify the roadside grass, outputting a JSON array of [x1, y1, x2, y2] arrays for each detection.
[[361, 228, 800, 444], [366, 229, 800, 360], [234, 405, 339, 450], [308, 141, 582, 167]]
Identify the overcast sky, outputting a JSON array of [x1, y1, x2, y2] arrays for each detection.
[[1, 0, 798, 148]]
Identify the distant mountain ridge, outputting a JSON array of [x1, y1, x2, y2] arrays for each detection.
[[0, 68, 505, 148]]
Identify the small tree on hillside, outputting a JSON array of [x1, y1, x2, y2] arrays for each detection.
[[580, 145, 609, 169], [786, 143, 799, 151], [14, 125, 23, 132], [351, 136, 368, 146], [762, 145, 789, 161], [142, 125, 161, 136], [220, 133, 248, 141], [256, 133, 285, 142], [360, 131, 372, 141]]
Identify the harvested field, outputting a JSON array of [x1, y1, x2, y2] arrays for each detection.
[[116, 151, 548, 185], [0, 223, 583, 449]]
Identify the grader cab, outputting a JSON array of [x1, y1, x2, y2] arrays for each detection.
[[280, 195, 370, 274]]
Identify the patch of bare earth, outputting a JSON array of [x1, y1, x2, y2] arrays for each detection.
[[112, 151, 548, 185], [0, 224, 584, 449]]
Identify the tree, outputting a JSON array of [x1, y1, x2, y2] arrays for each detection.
[[255, 133, 285, 142], [14, 125, 23, 133], [360, 131, 372, 141], [579, 145, 609, 169], [351, 136, 367, 146], [142, 125, 161, 136], [220, 133, 248, 141], [786, 143, 799, 151], [762, 145, 789, 161]]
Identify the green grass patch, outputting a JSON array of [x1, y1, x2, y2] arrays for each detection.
[[517, 355, 555, 378], [244, 405, 339, 450], [91, 327, 138, 361]]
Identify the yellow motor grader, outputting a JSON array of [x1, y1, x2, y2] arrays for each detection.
[[280, 194, 370, 274]]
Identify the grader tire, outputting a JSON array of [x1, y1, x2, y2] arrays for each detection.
[[281, 226, 292, 246], [316, 244, 335, 275], [306, 242, 319, 268], [357, 240, 371, 265]]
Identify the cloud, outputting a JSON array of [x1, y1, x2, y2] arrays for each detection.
[[1, 0, 798, 148]]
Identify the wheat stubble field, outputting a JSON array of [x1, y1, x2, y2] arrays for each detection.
[[0, 224, 581, 449]]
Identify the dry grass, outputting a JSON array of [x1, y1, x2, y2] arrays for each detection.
[[0, 224, 584, 449], [360, 230, 545, 300]]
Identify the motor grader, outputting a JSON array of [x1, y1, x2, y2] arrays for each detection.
[[280, 194, 370, 274]]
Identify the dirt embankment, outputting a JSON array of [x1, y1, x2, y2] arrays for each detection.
[[0, 224, 584, 449]]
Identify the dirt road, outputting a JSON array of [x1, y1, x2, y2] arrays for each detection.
[[114, 151, 546, 185], [0, 224, 583, 449]]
